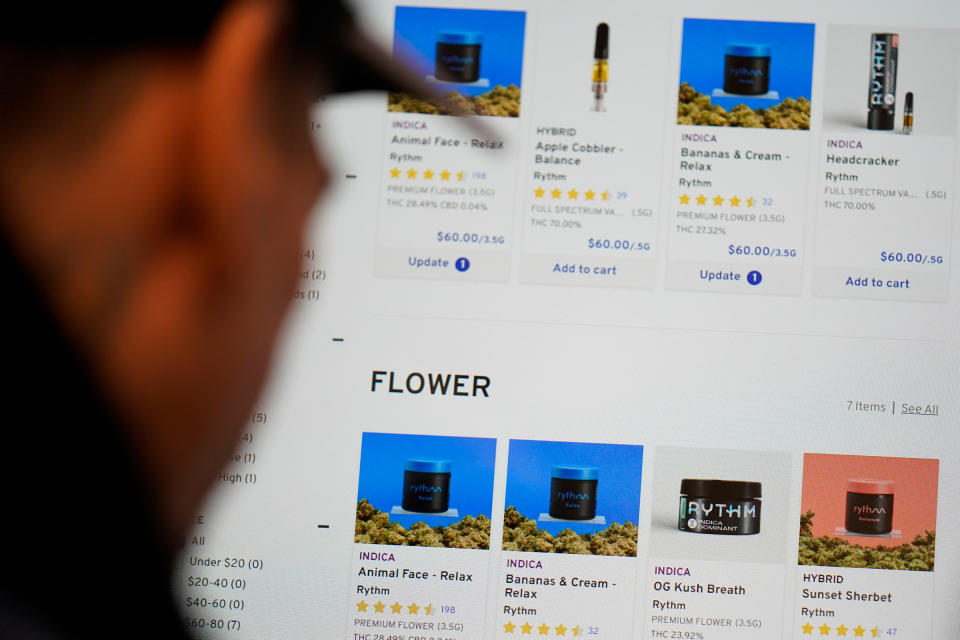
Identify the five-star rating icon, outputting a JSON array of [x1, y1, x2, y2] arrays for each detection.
[[503, 621, 581, 635], [801, 622, 879, 637], [534, 187, 610, 201], [356, 600, 433, 616], [389, 167, 465, 181], [679, 193, 755, 208]]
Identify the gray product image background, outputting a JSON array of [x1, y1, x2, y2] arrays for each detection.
[[648, 446, 792, 564], [822, 25, 960, 136]]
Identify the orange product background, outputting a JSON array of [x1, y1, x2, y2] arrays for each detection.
[[801, 453, 939, 547]]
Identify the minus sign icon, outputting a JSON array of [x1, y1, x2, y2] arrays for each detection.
[[317, 524, 330, 529], [332, 338, 344, 342], [345, 174, 357, 179]]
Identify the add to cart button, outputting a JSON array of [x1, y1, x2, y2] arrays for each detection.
[[812, 267, 947, 302], [552, 261, 620, 277], [842, 273, 910, 289], [519, 254, 656, 289]]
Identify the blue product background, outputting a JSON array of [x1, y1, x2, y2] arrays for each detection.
[[679, 18, 815, 111], [357, 432, 496, 528], [505, 439, 644, 536], [393, 6, 526, 96]]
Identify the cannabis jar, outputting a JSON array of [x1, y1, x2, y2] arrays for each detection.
[[549, 465, 598, 520], [679, 479, 762, 535], [723, 43, 771, 96], [401, 459, 451, 513], [435, 32, 482, 83], [845, 479, 894, 534]]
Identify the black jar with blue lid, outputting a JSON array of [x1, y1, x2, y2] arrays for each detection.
[[435, 31, 482, 83], [402, 459, 451, 513], [549, 465, 598, 520], [723, 43, 771, 96]]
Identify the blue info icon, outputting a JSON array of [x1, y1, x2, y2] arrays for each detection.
[[455, 257, 471, 272], [747, 270, 762, 285]]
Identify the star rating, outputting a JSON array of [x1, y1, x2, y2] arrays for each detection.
[[361, 601, 434, 617], [506, 622, 582, 636], [801, 622, 883, 637], [679, 193, 758, 207], [532, 186, 617, 203], [390, 168, 465, 181]]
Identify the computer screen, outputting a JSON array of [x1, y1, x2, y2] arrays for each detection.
[[174, 1, 960, 638]]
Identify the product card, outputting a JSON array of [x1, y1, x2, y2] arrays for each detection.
[[497, 439, 645, 637], [374, 6, 527, 282], [515, 9, 667, 289], [519, 120, 659, 289], [664, 126, 809, 295], [792, 567, 933, 638], [812, 24, 960, 301], [665, 18, 815, 295], [497, 552, 637, 638], [643, 559, 785, 639], [349, 432, 497, 638], [643, 447, 793, 638], [795, 454, 938, 637], [812, 135, 953, 301], [347, 545, 489, 640]]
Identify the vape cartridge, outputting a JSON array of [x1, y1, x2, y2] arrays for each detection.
[[903, 91, 913, 134], [591, 23, 609, 112]]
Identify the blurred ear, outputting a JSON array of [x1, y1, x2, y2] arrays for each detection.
[[191, 0, 290, 279]]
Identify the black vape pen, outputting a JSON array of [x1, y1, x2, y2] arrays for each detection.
[[867, 33, 898, 130]]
